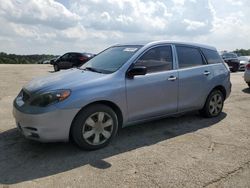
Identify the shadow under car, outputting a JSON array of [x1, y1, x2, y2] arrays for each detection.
[[0, 112, 226, 185]]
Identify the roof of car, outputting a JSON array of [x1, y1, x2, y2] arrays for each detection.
[[66, 52, 82, 54], [114, 40, 217, 51], [239, 55, 250, 58], [65, 52, 94, 56]]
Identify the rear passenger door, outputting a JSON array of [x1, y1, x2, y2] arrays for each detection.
[[176, 45, 212, 112]]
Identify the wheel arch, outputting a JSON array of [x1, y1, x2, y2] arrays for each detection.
[[69, 100, 124, 140], [200, 85, 226, 118], [202, 85, 226, 109], [210, 85, 226, 99]]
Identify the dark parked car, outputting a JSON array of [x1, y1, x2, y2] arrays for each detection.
[[221, 52, 240, 72], [52, 52, 94, 72]]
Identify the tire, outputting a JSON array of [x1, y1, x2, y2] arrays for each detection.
[[71, 104, 118, 150], [248, 83, 250, 88], [54, 64, 59, 72], [199, 90, 224, 118]]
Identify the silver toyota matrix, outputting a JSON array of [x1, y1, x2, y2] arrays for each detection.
[[13, 41, 231, 150]]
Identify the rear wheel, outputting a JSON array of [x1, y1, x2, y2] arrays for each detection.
[[71, 104, 118, 150], [200, 90, 224, 118], [54, 64, 60, 72]]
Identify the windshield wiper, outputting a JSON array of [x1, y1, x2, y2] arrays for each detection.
[[84, 67, 103, 73]]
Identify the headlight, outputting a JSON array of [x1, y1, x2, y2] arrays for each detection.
[[30, 89, 71, 107]]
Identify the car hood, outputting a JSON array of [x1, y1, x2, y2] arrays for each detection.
[[24, 69, 108, 94], [240, 60, 248, 64]]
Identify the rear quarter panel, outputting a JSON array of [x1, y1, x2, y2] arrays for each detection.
[[208, 63, 231, 99]]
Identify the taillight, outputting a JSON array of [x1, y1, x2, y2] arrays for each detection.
[[246, 63, 250, 70]]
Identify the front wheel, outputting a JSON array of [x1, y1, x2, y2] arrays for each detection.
[[71, 104, 118, 150], [200, 90, 224, 118], [54, 64, 60, 72]]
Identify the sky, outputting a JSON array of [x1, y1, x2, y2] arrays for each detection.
[[0, 0, 249, 55]]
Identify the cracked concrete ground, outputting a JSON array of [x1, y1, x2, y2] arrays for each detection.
[[0, 64, 250, 188]]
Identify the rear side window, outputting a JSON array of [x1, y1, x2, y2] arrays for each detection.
[[201, 48, 222, 64], [136, 46, 173, 73], [176, 46, 205, 68]]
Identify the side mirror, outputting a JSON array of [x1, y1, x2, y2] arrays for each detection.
[[127, 65, 147, 78]]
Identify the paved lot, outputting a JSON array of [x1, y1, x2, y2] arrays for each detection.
[[0, 64, 250, 188]]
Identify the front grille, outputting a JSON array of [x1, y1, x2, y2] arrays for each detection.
[[21, 89, 30, 102]]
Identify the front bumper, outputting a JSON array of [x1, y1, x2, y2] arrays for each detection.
[[239, 64, 246, 71], [13, 106, 79, 142]]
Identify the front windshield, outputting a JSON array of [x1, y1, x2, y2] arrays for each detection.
[[222, 53, 237, 59], [81, 45, 142, 73]]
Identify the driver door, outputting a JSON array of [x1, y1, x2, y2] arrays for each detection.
[[126, 45, 178, 122], [59, 53, 72, 69]]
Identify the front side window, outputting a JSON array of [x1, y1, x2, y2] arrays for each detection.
[[82, 45, 142, 73], [61, 53, 69, 61], [176, 46, 205, 68], [201, 48, 222, 64], [136, 46, 173, 73]]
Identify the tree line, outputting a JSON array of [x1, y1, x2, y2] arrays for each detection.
[[0, 52, 57, 64], [0, 49, 250, 64], [233, 49, 250, 56]]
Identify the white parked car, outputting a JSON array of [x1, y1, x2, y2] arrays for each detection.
[[244, 63, 250, 87], [239, 56, 250, 71]]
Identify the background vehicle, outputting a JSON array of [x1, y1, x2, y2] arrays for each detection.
[[13, 41, 231, 150], [49, 56, 59, 65], [244, 63, 250, 87], [238, 56, 250, 71], [53, 52, 94, 72], [221, 52, 240, 72], [42, 60, 50, 64]]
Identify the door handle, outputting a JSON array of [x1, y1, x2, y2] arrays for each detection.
[[203, 71, 210, 76], [168, 76, 177, 81]]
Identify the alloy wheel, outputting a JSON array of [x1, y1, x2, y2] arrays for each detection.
[[82, 112, 114, 145], [209, 93, 223, 116]]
